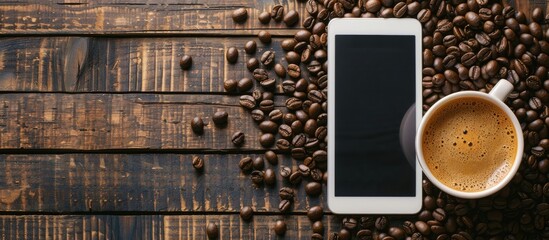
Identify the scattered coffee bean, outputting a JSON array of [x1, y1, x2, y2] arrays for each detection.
[[250, 170, 264, 185], [260, 50, 275, 67], [279, 199, 292, 212], [305, 181, 322, 196], [192, 155, 204, 171], [258, 30, 272, 44], [271, 5, 284, 22], [224, 79, 237, 92], [289, 171, 302, 185], [307, 206, 323, 221], [258, 11, 271, 24], [280, 166, 292, 179], [264, 168, 276, 186], [279, 187, 294, 200], [283, 10, 299, 26], [226, 47, 238, 63], [312, 221, 324, 234], [239, 95, 256, 110], [274, 63, 286, 78], [232, 8, 248, 23], [191, 116, 204, 135], [274, 220, 287, 235], [265, 150, 278, 165], [237, 77, 253, 92], [252, 156, 264, 170], [244, 40, 257, 54], [206, 222, 219, 239], [231, 131, 245, 146], [240, 206, 253, 221], [179, 55, 192, 70], [239, 157, 253, 172]]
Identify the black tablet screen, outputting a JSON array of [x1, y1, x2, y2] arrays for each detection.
[[334, 35, 416, 196]]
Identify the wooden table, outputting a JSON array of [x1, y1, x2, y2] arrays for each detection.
[[0, 0, 545, 239]]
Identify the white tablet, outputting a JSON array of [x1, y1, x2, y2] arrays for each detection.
[[327, 18, 423, 214]]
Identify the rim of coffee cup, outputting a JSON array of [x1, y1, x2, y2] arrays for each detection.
[[416, 90, 524, 199]]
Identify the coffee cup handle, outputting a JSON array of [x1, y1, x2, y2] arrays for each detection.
[[489, 80, 514, 102]]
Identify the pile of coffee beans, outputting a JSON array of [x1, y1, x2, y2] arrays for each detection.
[[198, 0, 549, 239]]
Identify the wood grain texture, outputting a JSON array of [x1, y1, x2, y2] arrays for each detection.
[[0, 37, 296, 92], [0, 215, 341, 239], [0, 0, 305, 35], [0, 154, 326, 212], [0, 93, 286, 150]]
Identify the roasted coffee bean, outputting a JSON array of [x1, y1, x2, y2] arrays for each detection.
[[269, 109, 283, 122], [433, 208, 447, 222], [307, 206, 323, 222], [286, 97, 303, 111], [308, 60, 322, 74], [298, 164, 310, 177], [289, 171, 302, 185], [417, 9, 432, 23], [231, 131, 245, 146], [206, 222, 219, 239], [375, 216, 388, 231], [465, 12, 481, 27], [191, 116, 204, 135], [274, 220, 287, 235], [402, 221, 416, 235], [251, 109, 265, 122], [239, 95, 256, 110], [239, 157, 253, 172], [259, 78, 276, 90], [232, 8, 248, 23], [258, 11, 271, 24], [259, 133, 275, 147], [388, 227, 405, 240], [192, 155, 204, 171], [529, 97, 543, 111], [259, 99, 274, 113], [253, 68, 269, 81], [285, 51, 301, 64], [278, 124, 293, 139], [461, 52, 477, 67], [303, 16, 315, 30], [252, 157, 265, 170], [279, 187, 294, 200], [287, 64, 301, 78], [301, 48, 312, 63], [261, 50, 275, 67], [244, 40, 257, 55], [283, 10, 299, 26], [179, 55, 192, 70], [265, 150, 278, 165], [258, 30, 271, 44], [295, 30, 311, 43], [356, 229, 372, 240], [264, 168, 276, 186], [305, 181, 322, 196], [310, 168, 322, 182], [226, 47, 238, 63], [273, 63, 286, 78], [224, 79, 237, 92], [276, 139, 291, 151], [393, 2, 407, 18], [312, 221, 324, 234], [259, 120, 278, 133], [246, 58, 260, 71], [415, 221, 431, 235], [280, 166, 292, 179], [342, 217, 358, 230], [282, 80, 296, 95], [250, 170, 264, 185], [311, 233, 323, 240], [279, 199, 292, 212], [237, 77, 253, 92], [304, 119, 318, 136], [240, 206, 253, 221], [281, 39, 297, 51], [271, 5, 284, 22]]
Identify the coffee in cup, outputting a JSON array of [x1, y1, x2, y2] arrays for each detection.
[[416, 80, 523, 199]]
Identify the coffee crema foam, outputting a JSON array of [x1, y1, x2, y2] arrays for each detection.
[[422, 97, 517, 192]]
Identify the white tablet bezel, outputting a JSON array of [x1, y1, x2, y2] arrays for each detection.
[[327, 18, 423, 214]]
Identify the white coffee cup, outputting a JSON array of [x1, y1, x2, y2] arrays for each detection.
[[416, 80, 523, 199]]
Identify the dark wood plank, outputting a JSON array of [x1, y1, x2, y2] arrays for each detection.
[[0, 215, 341, 240], [0, 93, 287, 150], [0, 154, 326, 212], [0, 0, 305, 35], [0, 37, 296, 92]]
